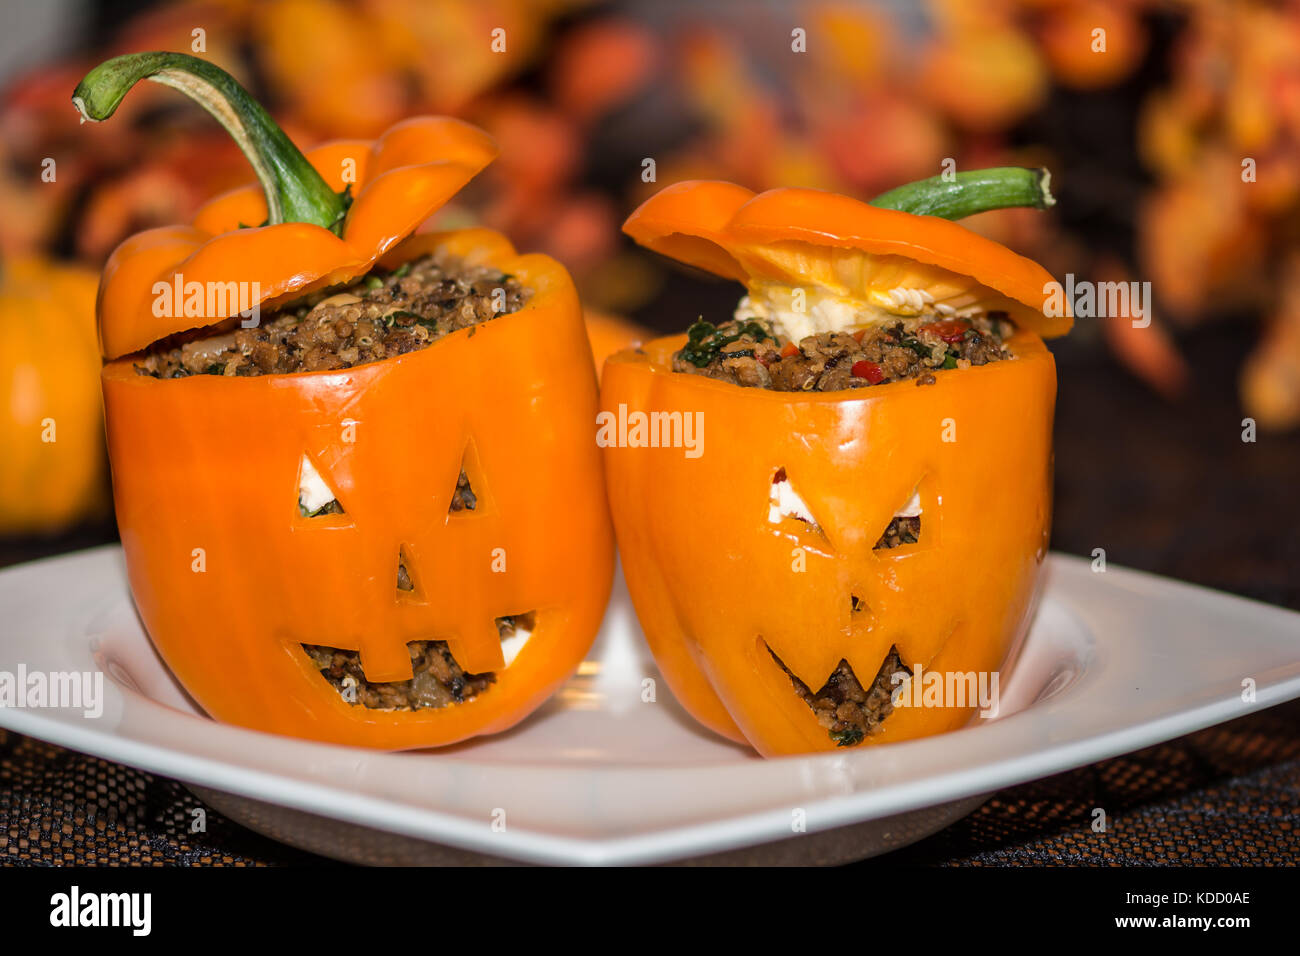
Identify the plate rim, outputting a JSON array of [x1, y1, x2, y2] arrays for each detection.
[[1, 545, 1298, 865]]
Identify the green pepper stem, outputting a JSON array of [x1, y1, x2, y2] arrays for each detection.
[[72, 51, 347, 232], [869, 167, 1055, 220]]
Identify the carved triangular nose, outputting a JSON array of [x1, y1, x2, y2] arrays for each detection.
[[449, 468, 477, 513], [448, 438, 488, 517], [396, 546, 424, 602], [849, 592, 876, 636]]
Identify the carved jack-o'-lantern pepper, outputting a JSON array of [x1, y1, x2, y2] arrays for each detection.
[[602, 171, 1071, 756], [77, 53, 613, 749]]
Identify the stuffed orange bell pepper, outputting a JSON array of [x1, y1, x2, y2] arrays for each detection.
[[602, 170, 1071, 757], [76, 52, 613, 749]]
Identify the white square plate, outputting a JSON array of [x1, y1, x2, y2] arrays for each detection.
[[0, 546, 1297, 865]]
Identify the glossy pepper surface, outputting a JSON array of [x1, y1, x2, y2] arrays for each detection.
[[603, 177, 1068, 756], [81, 53, 613, 748]]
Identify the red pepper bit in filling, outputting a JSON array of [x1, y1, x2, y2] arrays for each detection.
[[920, 318, 973, 343], [851, 359, 884, 384]]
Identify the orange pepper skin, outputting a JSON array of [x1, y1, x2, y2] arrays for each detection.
[[103, 229, 615, 749], [583, 308, 652, 381], [623, 180, 1072, 340], [604, 179, 1064, 757], [602, 330, 1055, 756], [97, 117, 499, 360]]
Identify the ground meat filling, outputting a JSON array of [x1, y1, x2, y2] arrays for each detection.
[[773, 646, 912, 747], [673, 311, 1014, 391], [133, 251, 531, 379], [450, 470, 477, 512], [304, 612, 536, 711], [875, 515, 920, 550]]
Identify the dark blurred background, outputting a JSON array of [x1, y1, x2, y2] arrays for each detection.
[[1, 0, 1297, 608]]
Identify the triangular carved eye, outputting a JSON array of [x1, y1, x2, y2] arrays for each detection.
[[298, 454, 345, 517], [769, 467, 824, 527], [768, 466, 832, 549], [874, 486, 923, 551]]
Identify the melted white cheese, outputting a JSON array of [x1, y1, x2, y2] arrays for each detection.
[[737, 282, 938, 342], [895, 488, 922, 518], [769, 476, 818, 526], [298, 456, 337, 514], [500, 624, 532, 667]]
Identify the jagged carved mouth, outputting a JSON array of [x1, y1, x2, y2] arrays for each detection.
[[302, 612, 535, 712], [767, 642, 911, 747]]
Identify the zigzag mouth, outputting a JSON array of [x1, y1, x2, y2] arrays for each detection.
[[302, 612, 534, 712], [763, 509, 924, 746], [767, 642, 911, 747]]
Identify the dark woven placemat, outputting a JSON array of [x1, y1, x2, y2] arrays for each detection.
[[0, 728, 328, 866], [886, 700, 1300, 866], [3, 700, 1298, 866]]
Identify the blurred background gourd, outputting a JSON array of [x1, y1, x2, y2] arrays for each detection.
[[0, 256, 104, 535]]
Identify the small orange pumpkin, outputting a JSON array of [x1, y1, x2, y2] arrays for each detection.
[[0, 258, 106, 535]]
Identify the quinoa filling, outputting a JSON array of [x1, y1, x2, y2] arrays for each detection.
[[672, 311, 1014, 391], [304, 611, 536, 711], [133, 251, 531, 378]]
